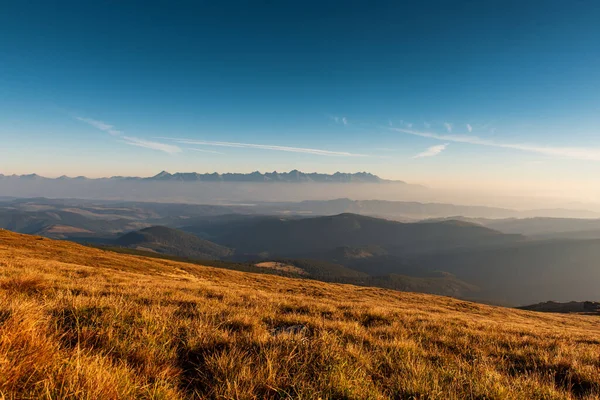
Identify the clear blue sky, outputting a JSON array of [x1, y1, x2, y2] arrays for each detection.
[[1, 1, 600, 195]]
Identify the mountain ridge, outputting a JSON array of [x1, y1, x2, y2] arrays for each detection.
[[184, 212, 523, 257], [0, 170, 404, 183]]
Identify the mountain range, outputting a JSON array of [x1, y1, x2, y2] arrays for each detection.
[[0, 170, 400, 183]]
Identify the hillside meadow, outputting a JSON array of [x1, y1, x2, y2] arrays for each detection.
[[1, 229, 600, 399]]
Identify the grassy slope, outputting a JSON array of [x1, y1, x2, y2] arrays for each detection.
[[1, 230, 599, 399]]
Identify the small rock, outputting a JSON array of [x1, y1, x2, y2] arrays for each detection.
[[270, 324, 307, 336]]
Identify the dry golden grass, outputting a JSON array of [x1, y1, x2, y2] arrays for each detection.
[[1, 229, 600, 399]]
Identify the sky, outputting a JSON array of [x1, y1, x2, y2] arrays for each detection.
[[1, 1, 600, 200]]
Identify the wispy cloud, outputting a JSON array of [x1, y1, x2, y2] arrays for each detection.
[[444, 122, 452, 133], [466, 124, 472, 133], [75, 117, 121, 136], [122, 136, 181, 154], [413, 143, 449, 158], [330, 115, 348, 125], [392, 127, 600, 161], [188, 147, 224, 154], [424, 122, 431, 129], [76, 115, 183, 155], [161, 138, 366, 157]]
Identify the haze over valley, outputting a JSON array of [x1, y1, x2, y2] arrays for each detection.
[[5, 171, 600, 213]]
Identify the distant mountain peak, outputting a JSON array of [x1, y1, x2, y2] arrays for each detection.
[[152, 171, 173, 179], [21, 173, 41, 179]]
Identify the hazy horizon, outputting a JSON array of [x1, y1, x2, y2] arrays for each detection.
[[4, 168, 600, 211]]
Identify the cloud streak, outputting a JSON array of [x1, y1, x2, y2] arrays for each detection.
[[162, 138, 366, 157], [444, 122, 452, 133], [122, 136, 182, 154], [413, 143, 449, 158], [75, 117, 121, 136], [466, 124, 472, 133], [392, 127, 600, 161], [76, 115, 183, 155]]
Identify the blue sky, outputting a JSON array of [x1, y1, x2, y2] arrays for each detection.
[[1, 1, 600, 194]]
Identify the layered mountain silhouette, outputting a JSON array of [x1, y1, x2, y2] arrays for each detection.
[[280, 199, 600, 219], [0, 170, 400, 183], [147, 170, 397, 183], [4, 197, 600, 305]]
